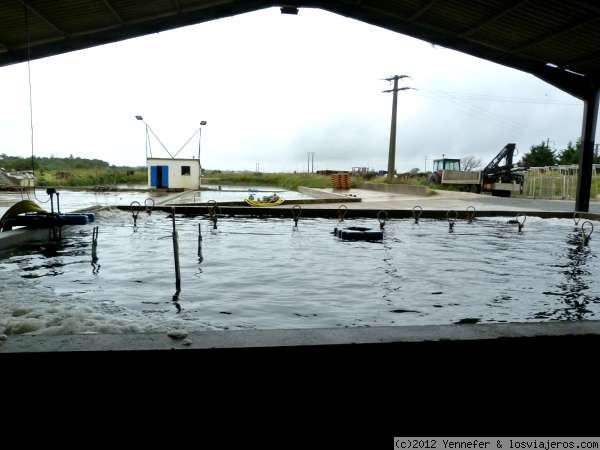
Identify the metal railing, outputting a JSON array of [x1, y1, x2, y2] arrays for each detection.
[[522, 164, 600, 200]]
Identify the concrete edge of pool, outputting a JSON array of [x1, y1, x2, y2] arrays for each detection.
[[2, 321, 600, 354], [116, 205, 600, 220]]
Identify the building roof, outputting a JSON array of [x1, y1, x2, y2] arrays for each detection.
[[147, 157, 198, 162], [1, 1, 599, 98]]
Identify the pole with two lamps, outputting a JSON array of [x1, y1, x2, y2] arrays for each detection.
[[198, 120, 207, 183]]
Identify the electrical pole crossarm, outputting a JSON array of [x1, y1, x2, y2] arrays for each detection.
[[384, 75, 411, 81], [382, 87, 414, 93]]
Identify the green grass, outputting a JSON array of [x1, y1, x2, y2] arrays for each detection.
[[203, 172, 365, 190], [35, 168, 147, 187]]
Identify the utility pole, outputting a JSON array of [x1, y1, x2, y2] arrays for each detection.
[[383, 75, 413, 182], [307, 151, 315, 173]]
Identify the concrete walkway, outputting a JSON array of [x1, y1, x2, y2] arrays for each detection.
[[288, 188, 600, 213]]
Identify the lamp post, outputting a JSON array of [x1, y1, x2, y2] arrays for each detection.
[[198, 120, 207, 183], [135, 115, 147, 158]]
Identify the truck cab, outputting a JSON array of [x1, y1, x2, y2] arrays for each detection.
[[429, 158, 461, 183], [432, 159, 461, 172]]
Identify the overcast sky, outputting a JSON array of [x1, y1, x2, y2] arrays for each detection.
[[0, 6, 594, 173]]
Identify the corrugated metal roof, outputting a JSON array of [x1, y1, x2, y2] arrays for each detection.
[[0, 0, 598, 97]]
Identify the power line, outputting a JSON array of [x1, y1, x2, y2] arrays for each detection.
[[419, 90, 533, 136], [421, 88, 580, 106]]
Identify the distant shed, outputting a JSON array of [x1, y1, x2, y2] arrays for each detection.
[[147, 158, 200, 190], [0, 169, 34, 188]]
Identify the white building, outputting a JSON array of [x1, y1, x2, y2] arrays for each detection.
[[0, 169, 35, 188], [147, 158, 200, 190]]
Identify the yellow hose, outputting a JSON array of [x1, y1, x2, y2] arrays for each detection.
[[244, 198, 285, 207], [0, 200, 46, 231]]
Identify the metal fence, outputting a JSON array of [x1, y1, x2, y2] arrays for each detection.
[[523, 164, 600, 199]]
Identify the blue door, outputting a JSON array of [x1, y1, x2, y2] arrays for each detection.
[[150, 166, 158, 187], [161, 166, 169, 188], [150, 166, 168, 188]]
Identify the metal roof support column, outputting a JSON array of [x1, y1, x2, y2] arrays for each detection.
[[575, 86, 599, 212]]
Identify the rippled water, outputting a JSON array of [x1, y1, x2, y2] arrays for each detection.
[[174, 186, 312, 203], [0, 210, 598, 335]]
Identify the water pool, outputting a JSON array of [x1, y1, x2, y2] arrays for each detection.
[[0, 210, 598, 336], [0, 189, 163, 216], [170, 186, 313, 203], [0, 187, 313, 218]]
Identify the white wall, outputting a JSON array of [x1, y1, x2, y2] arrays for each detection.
[[147, 158, 200, 189]]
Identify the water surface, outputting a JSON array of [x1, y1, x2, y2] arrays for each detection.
[[0, 212, 597, 335]]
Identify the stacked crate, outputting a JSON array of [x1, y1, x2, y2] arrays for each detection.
[[331, 173, 351, 189]]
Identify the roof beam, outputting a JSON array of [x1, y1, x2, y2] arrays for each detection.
[[16, 0, 66, 36], [570, 0, 600, 16], [460, 0, 530, 38], [101, 0, 124, 24], [563, 49, 600, 69], [0, 0, 274, 67], [172, 0, 182, 14], [314, 0, 593, 98], [511, 15, 600, 53], [407, 0, 438, 22]]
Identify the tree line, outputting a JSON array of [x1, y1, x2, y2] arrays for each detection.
[[520, 139, 600, 168], [0, 154, 140, 171]]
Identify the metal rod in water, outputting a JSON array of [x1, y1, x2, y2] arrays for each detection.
[[198, 223, 204, 263], [338, 204, 347, 222], [377, 210, 388, 230], [292, 205, 301, 228], [446, 210, 457, 233], [92, 226, 99, 261], [172, 211, 181, 293], [466, 206, 476, 223], [91, 226, 100, 274], [130, 201, 141, 228], [412, 205, 422, 224], [144, 197, 154, 215]]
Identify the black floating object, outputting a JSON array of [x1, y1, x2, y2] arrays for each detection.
[[390, 309, 419, 314], [336, 226, 383, 241], [280, 6, 298, 14], [455, 318, 480, 324]]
